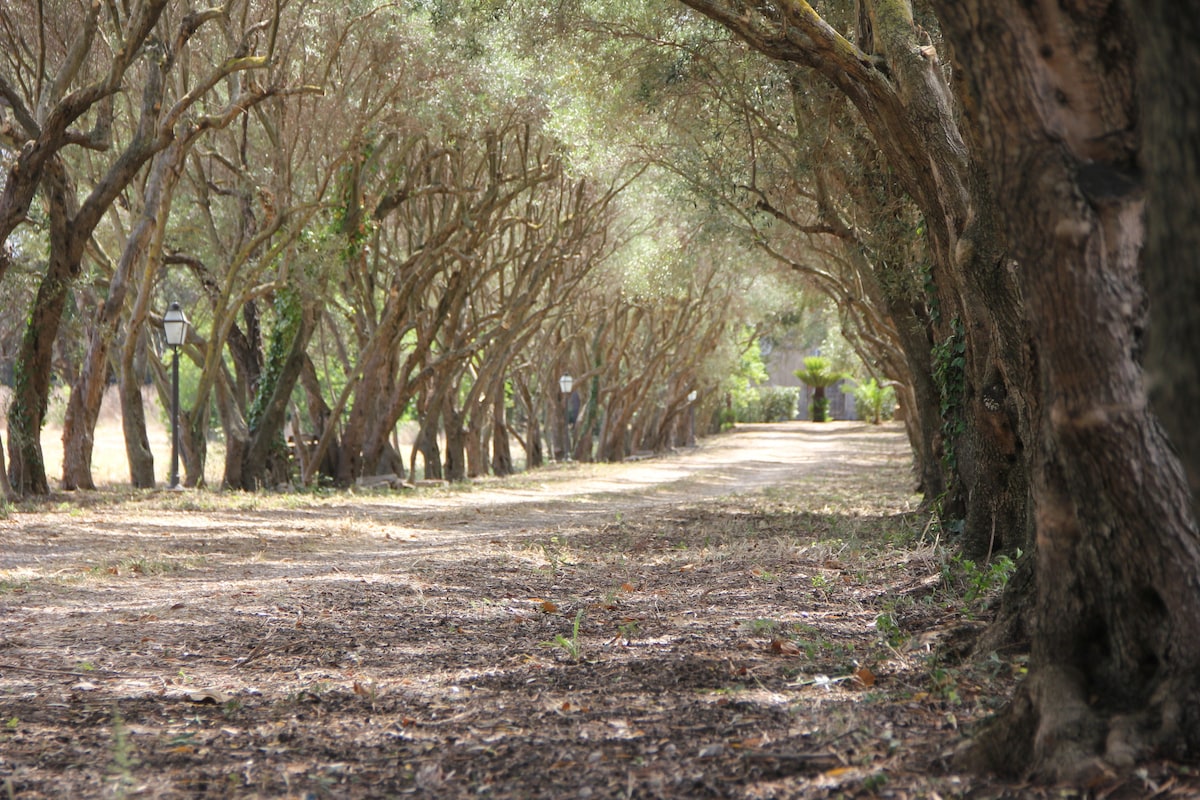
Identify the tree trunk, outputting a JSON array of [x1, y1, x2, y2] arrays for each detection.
[[492, 391, 514, 476], [443, 396, 467, 482], [119, 340, 156, 488], [932, 0, 1200, 780], [412, 425, 442, 481], [298, 354, 340, 483], [1136, 0, 1200, 523], [8, 162, 78, 496], [61, 331, 111, 491], [465, 423, 486, 478], [516, 375, 543, 469], [240, 297, 316, 490]]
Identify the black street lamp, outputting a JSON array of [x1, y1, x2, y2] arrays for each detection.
[[559, 373, 573, 461], [163, 302, 189, 489]]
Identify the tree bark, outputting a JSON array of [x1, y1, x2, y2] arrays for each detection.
[[8, 159, 76, 495], [119, 336, 156, 489], [1135, 0, 1200, 522], [239, 296, 316, 490], [491, 391, 514, 477], [930, 0, 1200, 780]]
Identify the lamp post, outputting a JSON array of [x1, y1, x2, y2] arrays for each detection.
[[163, 302, 189, 489], [559, 373, 573, 461], [687, 390, 698, 446]]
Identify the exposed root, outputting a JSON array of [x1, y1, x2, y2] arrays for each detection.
[[957, 665, 1178, 783]]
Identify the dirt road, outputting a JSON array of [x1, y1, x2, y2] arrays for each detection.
[[0, 421, 959, 800]]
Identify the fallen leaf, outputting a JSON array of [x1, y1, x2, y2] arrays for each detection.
[[540, 600, 559, 613], [852, 667, 876, 688], [770, 638, 802, 656], [186, 689, 233, 705], [620, 583, 635, 592]]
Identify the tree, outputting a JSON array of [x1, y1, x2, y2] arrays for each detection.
[[923, 0, 1200, 780], [793, 355, 843, 422], [673, 0, 1031, 559], [1136, 1, 1200, 523]]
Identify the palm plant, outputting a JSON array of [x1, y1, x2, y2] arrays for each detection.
[[845, 377, 895, 424], [794, 356, 845, 422]]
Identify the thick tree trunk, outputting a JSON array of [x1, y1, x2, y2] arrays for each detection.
[[61, 334, 110, 491], [8, 163, 79, 496], [239, 299, 316, 490], [515, 376, 543, 469], [932, 0, 1200, 779], [119, 340, 156, 488], [890, 304, 946, 499], [298, 355, 340, 483], [443, 397, 467, 482], [1136, 0, 1200, 522], [492, 392, 514, 476], [411, 425, 442, 481]]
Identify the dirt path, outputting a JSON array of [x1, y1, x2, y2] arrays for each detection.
[[1, 423, 1186, 799]]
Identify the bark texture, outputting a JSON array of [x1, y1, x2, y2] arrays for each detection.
[[930, 0, 1200, 780], [1135, 0, 1200, 521]]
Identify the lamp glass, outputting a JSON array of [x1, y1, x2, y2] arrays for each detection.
[[163, 302, 189, 346], [559, 374, 573, 394]]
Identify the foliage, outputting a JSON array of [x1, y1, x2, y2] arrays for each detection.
[[930, 317, 966, 469], [793, 356, 843, 390], [941, 551, 1019, 614], [539, 609, 585, 661], [845, 378, 896, 424], [733, 386, 798, 423], [794, 356, 846, 422]]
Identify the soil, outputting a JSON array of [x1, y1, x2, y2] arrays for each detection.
[[0, 422, 1195, 799]]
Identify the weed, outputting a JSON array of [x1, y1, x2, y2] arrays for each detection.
[[941, 551, 1018, 612], [0, 578, 29, 594], [863, 771, 889, 792], [874, 612, 906, 648], [540, 609, 585, 661], [928, 665, 961, 704], [743, 618, 781, 635], [107, 707, 138, 798]]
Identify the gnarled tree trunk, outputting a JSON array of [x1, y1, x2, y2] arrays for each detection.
[[932, 0, 1200, 780]]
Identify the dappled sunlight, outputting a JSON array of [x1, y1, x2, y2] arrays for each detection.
[[0, 423, 1078, 799]]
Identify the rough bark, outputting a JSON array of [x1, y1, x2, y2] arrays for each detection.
[[7, 159, 76, 495], [1135, 0, 1200, 522], [930, 0, 1200, 780], [491, 392, 514, 477], [239, 299, 317, 490], [119, 337, 156, 489]]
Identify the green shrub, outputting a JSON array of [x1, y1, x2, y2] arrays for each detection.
[[845, 378, 896, 424], [733, 386, 798, 423]]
